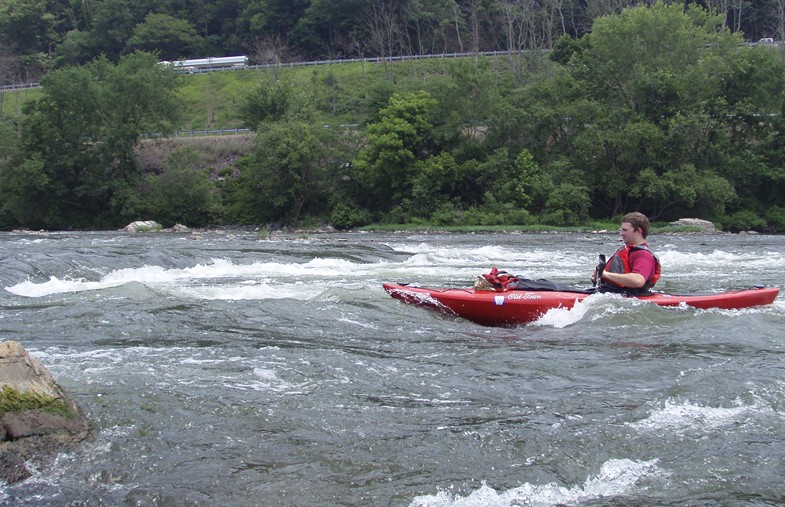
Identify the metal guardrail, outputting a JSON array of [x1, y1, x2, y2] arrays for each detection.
[[142, 124, 358, 138], [142, 128, 253, 138], [180, 50, 518, 74], [2, 43, 783, 89], [1, 82, 40, 92], [1, 50, 520, 87]]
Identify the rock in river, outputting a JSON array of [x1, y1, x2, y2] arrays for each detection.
[[122, 220, 162, 233], [668, 217, 717, 232], [0, 341, 92, 483]]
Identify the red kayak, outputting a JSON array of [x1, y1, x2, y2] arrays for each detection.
[[383, 283, 780, 327]]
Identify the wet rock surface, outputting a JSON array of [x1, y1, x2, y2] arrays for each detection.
[[0, 341, 92, 484]]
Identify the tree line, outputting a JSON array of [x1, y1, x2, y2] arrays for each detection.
[[1, 3, 785, 232], [2, 0, 785, 84]]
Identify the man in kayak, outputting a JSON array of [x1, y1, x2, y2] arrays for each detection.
[[592, 212, 661, 295]]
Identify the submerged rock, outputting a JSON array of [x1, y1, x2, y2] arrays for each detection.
[[0, 341, 92, 484]]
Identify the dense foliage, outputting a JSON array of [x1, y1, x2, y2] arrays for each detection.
[[1, 0, 784, 81], [2, 4, 785, 232], [1, 52, 181, 228]]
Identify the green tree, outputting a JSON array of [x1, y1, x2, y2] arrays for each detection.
[[2, 52, 181, 229], [514, 148, 551, 212], [125, 13, 204, 60], [562, 3, 745, 219], [54, 29, 94, 66], [571, 118, 666, 217], [0, 119, 38, 227], [353, 90, 438, 212], [289, 0, 373, 58], [0, 153, 58, 228], [712, 46, 785, 214], [236, 77, 307, 130], [543, 182, 590, 226], [487, 66, 593, 163], [225, 120, 339, 225], [549, 34, 583, 66], [88, 0, 137, 61], [572, 3, 733, 116], [428, 58, 501, 145], [402, 0, 456, 54], [630, 163, 735, 218], [408, 151, 460, 217], [143, 147, 221, 227], [0, 0, 57, 55], [196, 0, 246, 54], [240, 0, 309, 38]]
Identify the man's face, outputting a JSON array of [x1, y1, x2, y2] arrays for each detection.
[[620, 222, 639, 245]]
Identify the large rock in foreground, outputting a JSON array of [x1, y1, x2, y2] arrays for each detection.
[[0, 341, 92, 483]]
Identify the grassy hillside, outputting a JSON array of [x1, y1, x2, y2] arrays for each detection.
[[1, 87, 41, 119], [176, 58, 462, 130], [1, 55, 517, 132], [177, 70, 259, 131], [1, 63, 367, 129]]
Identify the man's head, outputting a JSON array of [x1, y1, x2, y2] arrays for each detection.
[[621, 212, 650, 244]]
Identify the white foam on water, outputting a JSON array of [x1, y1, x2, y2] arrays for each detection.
[[12, 237, 47, 244], [5, 275, 126, 297], [214, 363, 314, 395], [658, 249, 785, 275], [388, 243, 593, 273], [657, 250, 785, 271], [527, 297, 595, 329], [173, 281, 326, 300], [409, 458, 660, 507], [2, 427, 133, 498], [225, 367, 304, 394], [766, 298, 785, 314], [336, 315, 379, 329], [5, 257, 380, 298], [6, 241, 783, 301], [528, 293, 633, 329], [32, 345, 313, 397], [390, 242, 785, 270], [626, 398, 766, 434]]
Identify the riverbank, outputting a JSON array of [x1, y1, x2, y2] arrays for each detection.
[[8, 222, 737, 238]]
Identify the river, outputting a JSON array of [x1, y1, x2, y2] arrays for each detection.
[[1, 229, 783, 506]]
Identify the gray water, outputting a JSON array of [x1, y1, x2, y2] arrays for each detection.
[[1, 230, 784, 506]]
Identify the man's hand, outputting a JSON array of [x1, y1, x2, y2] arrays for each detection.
[[592, 255, 606, 286]]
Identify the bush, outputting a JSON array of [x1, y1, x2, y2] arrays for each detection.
[[460, 206, 505, 226], [451, 200, 532, 226], [544, 183, 590, 226], [144, 147, 222, 227], [388, 200, 417, 224], [765, 206, 785, 232], [720, 210, 767, 232], [330, 203, 372, 229], [503, 208, 533, 226]]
